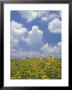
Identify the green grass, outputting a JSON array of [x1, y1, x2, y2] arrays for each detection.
[[11, 57, 61, 79]]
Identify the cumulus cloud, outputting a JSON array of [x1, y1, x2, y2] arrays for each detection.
[[10, 19, 61, 58], [48, 18, 61, 33], [11, 21, 44, 51], [11, 50, 42, 58], [11, 42, 61, 58], [19, 11, 39, 22], [19, 10, 48, 22], [19, 10, 62, 33], [26, 26, 43, 50], [11, 20, 28, 49], [19, 11, 61, 34], [19, 11, 61, 23], [41, 43, 49, 54], [57, 42, 61, 47], [41, 42, 61, 58], [41, 16, 48, 22], [11, 20, 28, 36]]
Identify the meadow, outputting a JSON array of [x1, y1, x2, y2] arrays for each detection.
[[11, 57, 61, 79]]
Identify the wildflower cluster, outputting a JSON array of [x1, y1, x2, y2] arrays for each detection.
[[11, 57, 61, 79]]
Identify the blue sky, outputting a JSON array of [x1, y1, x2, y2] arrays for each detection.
[[10, 10, 61, 58]]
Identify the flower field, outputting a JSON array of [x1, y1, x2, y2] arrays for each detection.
[[11, 57, 61, 79]]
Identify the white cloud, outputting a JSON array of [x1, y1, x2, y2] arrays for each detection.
[[19, 11, 50, 22], [11, 20, 61, 58], [11, 20, 28, 36], [11, 50, 42, 58], [19, 11, 39, 22], [57, 42, 61, 47], [19, 11, 61, 23], [26, 26, 43, 50], [11, 42, 61, 58], [11, 21, 43, 51], [41, 43, 55, 57], [47, 12, 61, 21], [41, 16, 48, 22], [48, 18, 61, 33], [11, 20, 28, 49], [41, 42, 61, 58], [19, 11, 61, 34], [41, 43, 49, 54]]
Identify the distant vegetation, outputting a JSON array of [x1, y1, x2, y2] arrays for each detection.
[[11, 56, 61, 79]]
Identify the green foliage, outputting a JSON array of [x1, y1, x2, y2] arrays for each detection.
[[11, 57, 61, 79]]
